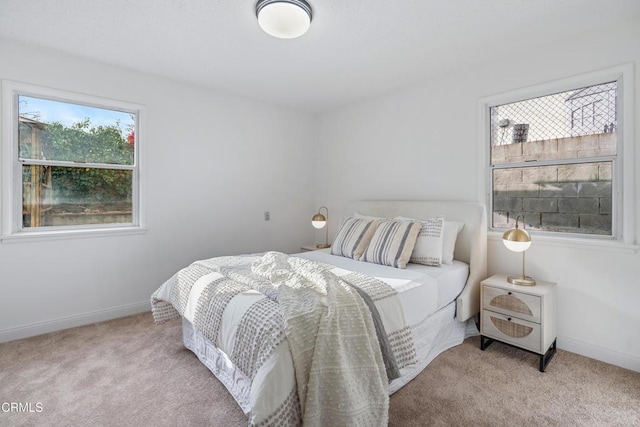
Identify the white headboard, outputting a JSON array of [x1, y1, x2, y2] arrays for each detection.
[[344, 200, 487, 322]]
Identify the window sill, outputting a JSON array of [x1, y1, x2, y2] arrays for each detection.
[[488, 231, 639, 254], [1, 226, 148, 244]]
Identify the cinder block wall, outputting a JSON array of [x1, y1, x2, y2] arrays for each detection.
[[492, 133, 614, 235]]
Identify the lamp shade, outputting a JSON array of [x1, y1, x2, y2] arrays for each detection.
[[502, 228, 532, 252], [256, 0, 312, 39], [311, 213, 326, 229]]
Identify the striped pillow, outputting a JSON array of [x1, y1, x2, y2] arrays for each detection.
[[331, 217, 380, 260], [360, 220, 422, 269], [395, 216, 445, 266]]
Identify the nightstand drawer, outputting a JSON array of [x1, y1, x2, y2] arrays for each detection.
[[482, 310, 541, 353], [482, 285, 541, 323]]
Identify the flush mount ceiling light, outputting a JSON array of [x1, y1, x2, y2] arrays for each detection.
[[256, 0, 312, 39]]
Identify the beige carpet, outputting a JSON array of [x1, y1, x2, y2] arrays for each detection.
[[1, 313, 638, 426]]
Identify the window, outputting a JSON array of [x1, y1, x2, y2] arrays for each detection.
[[479, 64, 635, 245], [2, 81, 143, 241]]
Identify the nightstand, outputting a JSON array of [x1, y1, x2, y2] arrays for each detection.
[[300, 245, 329, 252], [480, 274, 557, 372]]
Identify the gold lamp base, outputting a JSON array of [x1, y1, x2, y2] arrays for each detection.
[[315, 243, 330, 249], [507, 276, 536, 286]]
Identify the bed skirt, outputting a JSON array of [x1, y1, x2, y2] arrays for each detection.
[[389, 301, 478, 393], [182, 299, 478, 417], [182, 317, 254, 413]]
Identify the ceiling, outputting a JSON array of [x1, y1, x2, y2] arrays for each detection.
[[1, 0, 639, 113]]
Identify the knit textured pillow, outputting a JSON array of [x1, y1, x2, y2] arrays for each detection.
[[360, 220, 422, 269], [330, 217, 379, 260], [395, 216, 445, 266]]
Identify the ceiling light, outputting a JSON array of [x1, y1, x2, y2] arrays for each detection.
[[256, 0, 312, 39]]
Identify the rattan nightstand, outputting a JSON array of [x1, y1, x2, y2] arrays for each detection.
[[480, 274, 557, 372]]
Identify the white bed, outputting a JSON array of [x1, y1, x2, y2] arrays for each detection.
[[153, 200, 487, 426]]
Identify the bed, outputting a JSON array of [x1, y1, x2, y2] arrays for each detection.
[[151, 200, 487, 426]]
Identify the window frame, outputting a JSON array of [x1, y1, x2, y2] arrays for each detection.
[[1, 80, 146, 243], [477, 63, 637, 250]]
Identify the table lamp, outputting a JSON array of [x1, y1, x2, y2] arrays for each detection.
[[311, 206, 330, 249], [502, 214, 536, 286]]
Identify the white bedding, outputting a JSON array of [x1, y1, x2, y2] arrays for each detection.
[[167, 251, 474, 421], [155, 252, 422, 425], [297, 249, 469, 325], [178, 252, 476, 407], [293, 250, 476, 394]]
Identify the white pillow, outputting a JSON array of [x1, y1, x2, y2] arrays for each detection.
[[395, 216, 444, 266], [353, 211, 386, 220], [442, 221, 464, 264]]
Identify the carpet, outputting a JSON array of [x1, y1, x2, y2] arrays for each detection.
[[1, 313, 638, 426]]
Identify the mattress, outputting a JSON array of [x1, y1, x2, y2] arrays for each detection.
[[297, 249, 470, 324]]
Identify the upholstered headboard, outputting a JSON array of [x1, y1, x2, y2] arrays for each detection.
[[344, 200, 487, 322]]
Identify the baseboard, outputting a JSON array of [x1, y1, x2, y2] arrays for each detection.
[[0, 301, 151, 343], [4, 306, 638, 372], [558, 335, 640, 373]]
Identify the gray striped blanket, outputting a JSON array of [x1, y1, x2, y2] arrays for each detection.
[[151, 251, 416, 426]]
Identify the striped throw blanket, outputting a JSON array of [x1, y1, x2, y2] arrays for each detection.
[[151, 251, 416, 426]]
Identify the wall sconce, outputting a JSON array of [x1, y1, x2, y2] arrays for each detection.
[[502, 215, 536, 286], [311, 206, 330, 249]]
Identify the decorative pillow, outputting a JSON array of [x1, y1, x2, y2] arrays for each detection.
[[331, 217, 379, 260], [395, 216, 445, 266], [442, 221, 464, 264], [360, 220, 422, 269]]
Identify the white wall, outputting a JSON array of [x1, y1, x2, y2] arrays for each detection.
[[315, 18, 640, 371], [2, 16, 639, 372], [0, 37, 316, 341]]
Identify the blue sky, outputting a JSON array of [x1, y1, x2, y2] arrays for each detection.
[[19, 95, 134, 134]]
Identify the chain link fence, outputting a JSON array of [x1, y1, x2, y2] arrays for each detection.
[[491, 81, 617, 146]]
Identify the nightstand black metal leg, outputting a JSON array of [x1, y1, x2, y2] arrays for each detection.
[[481, 334, 557, 372], [539, 339, 557, 372], [480, 335, 494, 351]]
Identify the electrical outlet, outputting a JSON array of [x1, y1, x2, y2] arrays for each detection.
[[264, 211, 270, 221]]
